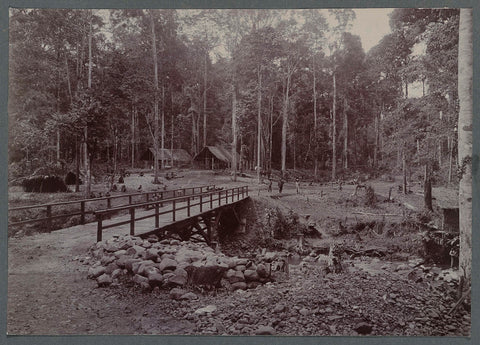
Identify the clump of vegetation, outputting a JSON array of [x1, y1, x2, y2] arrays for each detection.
[[22, 176, 68, 193], [364, 185, 376, 207], [264, 207, 307, 240]]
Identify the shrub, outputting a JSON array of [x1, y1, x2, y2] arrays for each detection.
[[22, 175, 68, 193]]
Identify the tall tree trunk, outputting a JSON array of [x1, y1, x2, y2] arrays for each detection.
[[203, 50, 208, 148], [269, 95, 273, 171], [257, 65, 262, 182], [373, 113, 378, 167], [281, 72, 291, 177], [232, 81, 237, 181], [131, 105, 135, 169], [332, 73, 337, 180], [457, 8, 473, 282], [84, 12, 93, 198], [343, 96, 348, 170], [424, 162, 432, 211], [313, 54, 318, 179], [171, 91, 174, 168], [75, 135, 79, 192], [402, 148, 407, 194], [161, 82, 165, 169], [150, 10, 160, 183]]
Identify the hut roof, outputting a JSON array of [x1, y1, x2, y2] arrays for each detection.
[[194, 146, 239, 163]]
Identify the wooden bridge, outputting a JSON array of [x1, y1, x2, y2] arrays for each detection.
[[93, 185, 250, 244], [9, 185, 250, 245]]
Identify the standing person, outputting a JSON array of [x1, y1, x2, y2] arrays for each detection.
[[268, 178, 272, 193], [295, 177, 300, 194], [278, 178, 284, 193]]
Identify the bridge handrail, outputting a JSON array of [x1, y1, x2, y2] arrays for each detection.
[[94, 185, 249, 242], [8, 185, 216, 231]]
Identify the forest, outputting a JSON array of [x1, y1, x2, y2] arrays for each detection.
[[8, 8, 462, 186]]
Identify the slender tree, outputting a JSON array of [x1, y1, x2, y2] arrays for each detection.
[[457, 8, 473, 283]]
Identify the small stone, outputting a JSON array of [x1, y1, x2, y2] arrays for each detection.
[[179, 292, 198, 300], [169, 287, 188, 300], [299, 308, 309, 316], [255, 325, 275, 335], [273, 304, 286, 313], [194, 305, 217, 315]]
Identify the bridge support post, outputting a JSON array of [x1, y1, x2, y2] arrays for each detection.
[[80, 201, 85, 224], [130, 208, 135, 236], [172, 200, 176, 221], [97, 214, 103, 242], [155, 203, 159, 228]]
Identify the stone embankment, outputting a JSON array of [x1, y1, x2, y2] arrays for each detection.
[[87, 235, 274, 297]]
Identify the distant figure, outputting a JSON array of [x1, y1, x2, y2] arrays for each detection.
[[112, 184, 117, 191], [268, 179, 272, 193], [278, 179, 284, 193], [121, 185, 127, 193], [295, 177, 300, 194], [105, 192, 111, 197], [137, 185, 142, 192], [118, 175, 124, 184]]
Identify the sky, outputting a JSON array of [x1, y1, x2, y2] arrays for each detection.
[[350, 8, 393, 52]]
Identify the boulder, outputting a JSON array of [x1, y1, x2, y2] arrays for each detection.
[[111, 268, 122, 279], [105, 262, 119, 275], [167, 268, 188, 286], [133, 274, 149, 286], [97, 273, 112, 287], [235, 265, 247, 272], [256, 264, 269, 278], [169, 287, 188, 300], [226, 269, 245, 284], [145, 248, 159, 262], [244, 269, 259, 282], [231, 282, 247, 290], [100, 255, 116, 266], [113, 249, 127, 258], [124, 258, 142, 273], [88, 266, 106, 279], [148, 272, 163, 288], [158, 258, 178, 272], [185, 265, 228, 288]]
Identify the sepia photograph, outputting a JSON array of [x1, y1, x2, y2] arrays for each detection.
[[6, 6, 473, 338]]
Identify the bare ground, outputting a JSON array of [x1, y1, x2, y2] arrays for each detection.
[[7, 170, 470, 336]]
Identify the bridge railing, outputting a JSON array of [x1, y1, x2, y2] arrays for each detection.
[[94, 185, 249, 242], [8, 185, 216, 232]]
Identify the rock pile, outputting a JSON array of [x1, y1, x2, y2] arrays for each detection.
[[87, 235, 273, 295]]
